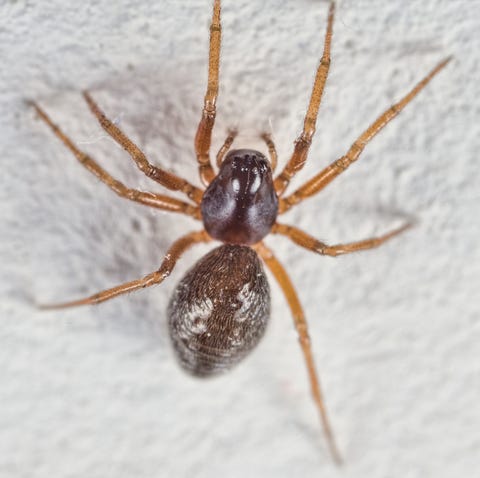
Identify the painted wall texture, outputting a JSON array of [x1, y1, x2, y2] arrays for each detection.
[[1, 1, 478, 477]]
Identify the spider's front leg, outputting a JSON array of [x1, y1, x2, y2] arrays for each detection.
[[195, 0, 221, 186], [83, 92, 204, 204], [29, 101, 201, 219], [274, 1, 335, 196], [279, 56, 452, 214]]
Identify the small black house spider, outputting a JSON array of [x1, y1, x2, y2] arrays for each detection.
[[30, 0, 450, 463]]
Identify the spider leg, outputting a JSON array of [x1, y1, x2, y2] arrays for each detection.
[[83, 91, 204, 204], [39, 230, 210, 309], [261, 132, 278, 172], [216, 129, 237, 167], [274, 1, 335, 196], [195, 0, 221, 186], [272, 221, 412, 256], [30, 101, 201, 219], [254, 241, 342, 464], [279, 56, 452, 213]]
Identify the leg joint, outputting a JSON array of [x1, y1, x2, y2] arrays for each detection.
[[203, 100, 217, 115], [296, 321, 310, 340], [334, 157, 350, 170], [78, 153, 89, 164], [390, 104, 400, 114]]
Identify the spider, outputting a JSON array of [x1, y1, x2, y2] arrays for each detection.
[[30, 0, 450, 464]]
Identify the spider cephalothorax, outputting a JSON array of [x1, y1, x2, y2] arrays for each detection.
[[201, 149, 278, 245]]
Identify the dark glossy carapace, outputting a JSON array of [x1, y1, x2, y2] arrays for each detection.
[[201, 149, 279, 245]]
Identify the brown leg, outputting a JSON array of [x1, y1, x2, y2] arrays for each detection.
[[274, 2, 335, 196], [40, 230, 210, 309], [279, 57, 452, 213], [216, 129, 237, 167], [272, 222, 412, 256], [195, 0, 221, 186], [30, 101, 201, 219], [261, 132, 278, 172], [83, 92, 204, 204], [254, 241, 342, 464]]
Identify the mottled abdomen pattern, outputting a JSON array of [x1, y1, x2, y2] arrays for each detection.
[[168, 245, 270, 376]]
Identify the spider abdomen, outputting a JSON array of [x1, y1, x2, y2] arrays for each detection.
[[168, 244, 270, 377], [201, 149, 279, 245]]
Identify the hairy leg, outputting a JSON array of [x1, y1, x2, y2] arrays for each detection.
[[254, 241, 342, 464], [272, 222, 412, 256], [279, 57, 452, 213], [83, 91, 204, 204], [195, 0, 221, 185], [30, 101, 200, 219], [274, 1, 335, 195], [40, 230, 210, 309]]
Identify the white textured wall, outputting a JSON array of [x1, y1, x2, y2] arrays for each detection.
[[1, 0, 478, 477]]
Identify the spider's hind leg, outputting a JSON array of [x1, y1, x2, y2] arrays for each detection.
[[40, 230, 210, 309], [254, 241, 343, 464]]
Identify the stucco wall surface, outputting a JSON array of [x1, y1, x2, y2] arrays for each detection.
[[1, 1, 478, 477]]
